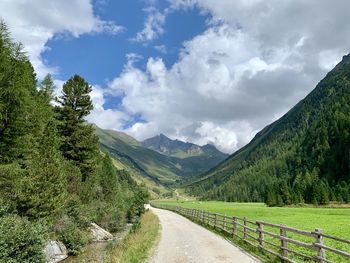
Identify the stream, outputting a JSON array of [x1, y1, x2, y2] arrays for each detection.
[[62, 224, 132, 263]]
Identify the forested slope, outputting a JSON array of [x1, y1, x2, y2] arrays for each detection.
[[186, 54, 350, 206], [0, 22, 148, 262]]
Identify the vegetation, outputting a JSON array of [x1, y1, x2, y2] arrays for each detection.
[[0, 21, 149, 262], [96, 126, 227, 186], [106, 210, 160, 263], [186, 55, 350, 206], [0, 215, 48, 263]]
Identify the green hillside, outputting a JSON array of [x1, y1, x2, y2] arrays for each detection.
[[95, 127, 228, 186], [186, 54, 350, 206]]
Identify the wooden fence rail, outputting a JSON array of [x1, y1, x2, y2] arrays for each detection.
[[151, 203, 350, 263]]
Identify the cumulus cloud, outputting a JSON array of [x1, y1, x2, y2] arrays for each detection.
[[106, 1, 350, 153], [86, 86, 127, 130], [0, 0, 123, 79]]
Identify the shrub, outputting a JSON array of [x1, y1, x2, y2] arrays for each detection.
[[0, 214, 48, 263], [56, 217, 89, 255]]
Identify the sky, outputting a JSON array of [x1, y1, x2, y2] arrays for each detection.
[[1, 0, 350, 153]]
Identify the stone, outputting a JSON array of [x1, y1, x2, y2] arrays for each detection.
[[44, 240, 68, 263], [89, 222, 113, 241]]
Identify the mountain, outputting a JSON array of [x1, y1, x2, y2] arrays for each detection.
[[95, 127, 228, 187], [142, 133, 227, 159], [186, 54, 350, 206]]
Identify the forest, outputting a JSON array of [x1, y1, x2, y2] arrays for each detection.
[[0, 22, 148, 262], [186, 53, 350, 206]]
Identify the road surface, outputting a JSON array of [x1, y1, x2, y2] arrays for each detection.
[[149, 207, 260, 263]]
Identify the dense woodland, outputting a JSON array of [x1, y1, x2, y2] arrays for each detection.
[[187, 54, 350, 206], [0, 22, 148, 262]]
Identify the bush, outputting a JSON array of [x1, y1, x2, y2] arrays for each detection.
[[56, 217, 89, 255], [0, 214, 48, 263]]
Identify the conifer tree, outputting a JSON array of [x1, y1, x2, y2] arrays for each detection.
[[56, 75, 98, 180]]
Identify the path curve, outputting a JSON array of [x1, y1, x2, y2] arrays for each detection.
[[149, 207, 260, 263]]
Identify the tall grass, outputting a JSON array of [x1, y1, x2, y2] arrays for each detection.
[[106, 210, 160, 263]]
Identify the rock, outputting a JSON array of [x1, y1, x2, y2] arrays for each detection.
[[44, 240, 68, 263], [89, 223, 113, 241]]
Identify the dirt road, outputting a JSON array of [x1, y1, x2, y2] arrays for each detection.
[[149, 207, 260, 263]]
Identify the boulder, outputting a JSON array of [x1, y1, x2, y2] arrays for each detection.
[[89, 222, 113, 241], [44, 240, 68, 263]]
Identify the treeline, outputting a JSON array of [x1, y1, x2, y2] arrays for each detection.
[[0, 22, 148, 262], [187, 54, 350, 207]]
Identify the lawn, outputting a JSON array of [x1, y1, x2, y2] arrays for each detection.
[[154, 201, 350, 262]]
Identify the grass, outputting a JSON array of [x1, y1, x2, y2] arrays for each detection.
[[105, 210, 160, 263], [153, 200, 350, 262]]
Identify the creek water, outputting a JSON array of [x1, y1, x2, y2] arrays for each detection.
[[62, 224, 132, 263]]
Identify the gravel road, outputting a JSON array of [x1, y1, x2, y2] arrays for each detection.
[[149, 207, 260, 263]]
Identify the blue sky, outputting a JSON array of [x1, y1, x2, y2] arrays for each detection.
[[43, 1, 208, 88], [1, 0, 349, 153]]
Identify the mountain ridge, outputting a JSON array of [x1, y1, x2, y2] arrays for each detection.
[[94, 126, 228, 187], [142, 133, 227, 159]]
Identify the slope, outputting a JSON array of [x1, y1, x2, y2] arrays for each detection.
[[95, 126, 180, 185], [186, 54, 350, 205], [95, 127, 228, 187]]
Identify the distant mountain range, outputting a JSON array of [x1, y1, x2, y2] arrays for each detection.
[[94, 126, 228, 189], [142, 133, 226, 159], [185, 54, 350, 205]]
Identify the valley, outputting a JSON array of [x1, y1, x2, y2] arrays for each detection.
[[1, 1, 350, 262], [94, 125, 228, 196]]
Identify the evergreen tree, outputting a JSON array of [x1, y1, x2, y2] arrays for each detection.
[[56, 75, 98, 180], [18, 120, 66, 219], [0, 22, 38, 163], [39, 73, 55, 104]]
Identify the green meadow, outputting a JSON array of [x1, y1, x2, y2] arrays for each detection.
[[154, 201, 350, 262]]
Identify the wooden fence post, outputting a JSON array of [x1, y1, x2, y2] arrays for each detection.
[[232, 216, 237, 236], [257, 222, 264, 247], [243, 217, 247, 240], [280, 225, 288, 259], [208, 212, 210, 225], [315, 228, 326, 263], [214, 213, 218, 228], [223, 215, 227, 231]]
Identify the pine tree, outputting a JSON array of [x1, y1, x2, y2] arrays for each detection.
[[55, 75, 98, 180], [0, 22, 38, 163], [39, 73, 55, 104], [18, 120, 67, 219]]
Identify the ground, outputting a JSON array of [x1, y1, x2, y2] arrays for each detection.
[[149, 206, 259, 263]]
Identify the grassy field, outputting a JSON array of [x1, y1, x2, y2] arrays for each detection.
[[154, 200, 350, 262], [105, 210, 160, 263]]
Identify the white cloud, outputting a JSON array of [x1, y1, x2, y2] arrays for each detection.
[[106, 1, 350, 153], [107, 26, 302, 152], [133, 6, 167, 42], [0, 0, 123, 79], [86, 86, 127, 130]]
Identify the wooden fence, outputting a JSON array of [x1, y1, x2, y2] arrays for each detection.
[[151, 204, 350, 263]]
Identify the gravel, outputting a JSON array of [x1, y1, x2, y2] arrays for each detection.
[[149, 207, 260, 263]]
